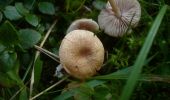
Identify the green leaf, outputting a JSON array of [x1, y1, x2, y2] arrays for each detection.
[[54, 88, 78, 100], [37, 24, 45, 33], [34, 56, 43, 87], [120, 5, 168, 100], [74, 90, 91, 100], [54, 80, 105, 100], [25, 14, 39, 26], [86, 80, 106, 88], [7, 70, 23, 86], [3, 6, 22, 20], [15, 2, 29, 16], [75, 84, 94, 100], [38, 2, 55, 15], [0, 72, 17, 87], [19, 87, 28, 100], [18, 29, 41, 49], [0, 51, 17, 72], [0, 43, 5, 53], [0, 21, 19, 46], [55, 86, 93, 100], [93, 85, 110, 100]]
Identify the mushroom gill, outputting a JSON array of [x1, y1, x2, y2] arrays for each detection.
[[98, 0, 141, 37]]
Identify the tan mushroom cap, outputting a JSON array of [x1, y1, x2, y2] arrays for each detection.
[[66, 18, 99, 34], [59, 30, 104, 79], [98, 0, 141, 37]]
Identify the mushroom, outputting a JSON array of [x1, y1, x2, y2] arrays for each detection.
[[59, 30, 104, 79], [98, 0, 141, 37], [66, 18, 99, 34]]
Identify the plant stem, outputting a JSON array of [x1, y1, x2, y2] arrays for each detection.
[[10, 81, 30, 100], [108, 0, 120, 17], [29, 19, 58, 99], [30, 76, 68, 100], [34, 45, 60, 63]]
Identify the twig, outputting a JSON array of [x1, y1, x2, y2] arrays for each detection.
[[30, 76, 68, 100], [22, 60, 33, 81], [29, 19, 58, 99], [35, 19, 58, 60], [34, 45, 60, 63], [10, 80, 30, 100]]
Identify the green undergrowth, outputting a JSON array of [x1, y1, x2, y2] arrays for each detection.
[[0, 0, 170, 100]]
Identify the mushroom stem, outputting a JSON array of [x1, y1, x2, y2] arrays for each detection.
[[108, 0, 121, 17]]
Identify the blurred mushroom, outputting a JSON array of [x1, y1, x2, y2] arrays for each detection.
[[66, 18, 99, 33], [98, 0, 141, 37], [59, 30, 104, 79]]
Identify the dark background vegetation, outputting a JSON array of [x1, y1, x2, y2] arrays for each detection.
[[0, 0, 170, 100]]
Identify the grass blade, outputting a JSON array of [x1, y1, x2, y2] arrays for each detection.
[[30, 76, 68, 100], [29, 19, 57, 99], [93, 72, 170, 83], [120, 5, 168, 100], [34, 56, 43, 87]]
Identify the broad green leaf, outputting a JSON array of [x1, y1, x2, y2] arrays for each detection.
[[54, 88, 78, 100], [38, 2, 55, 15], [93, 86, 110, 100], [120, 5, 168, 100], [19, 87, 28, 100], [92, 67, 170, 83], [0, 12, 3, 22], [74, 89, 92, 100], [75, 84, 94, 100], [7, 70, 23, 86], [15, 2, 29, 16], [18, 29, 41, 49], [0, 72, 17, 87], [54, 80, 105, 100], [0, 51, 17, 72], [34, 56, 43, 87], [20, 52, 31, 67], [3, 6, 22, 20], [55, 86, 92, 100], [25, 14, 39, 26], [86, 80, 106, 88], [0, 21, 19, 46], [0, 60, 22, 87], [37, 24, 45, 33], [11, 59, 20, 75]]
